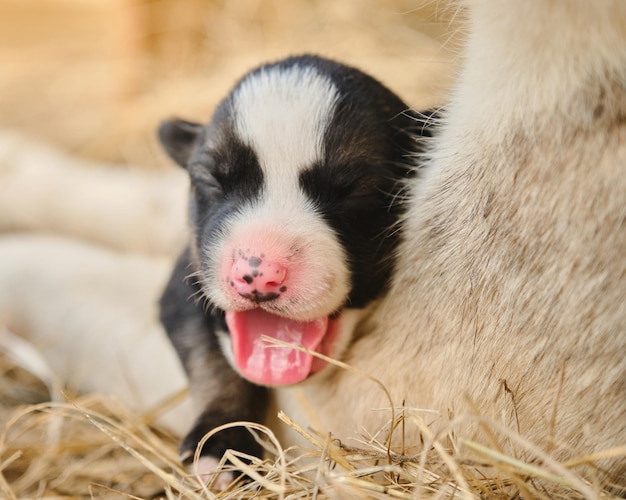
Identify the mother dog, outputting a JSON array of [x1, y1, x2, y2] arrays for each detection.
[[280, 0, 625, 494]]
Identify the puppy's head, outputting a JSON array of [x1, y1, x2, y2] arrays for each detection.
[[159, 55, 434, 386]]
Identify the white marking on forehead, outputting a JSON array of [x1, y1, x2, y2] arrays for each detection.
[[207, 65, 350, 319], [226, 64, 343, 266], [232, 64, 339, 183]]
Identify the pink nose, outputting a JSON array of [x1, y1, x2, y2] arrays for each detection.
[[230, 255, 287, 303]]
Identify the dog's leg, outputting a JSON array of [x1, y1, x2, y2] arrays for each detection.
[[160, 247, 269, 486]]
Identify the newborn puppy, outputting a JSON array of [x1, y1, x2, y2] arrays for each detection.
[[158, 55, 436, 480]]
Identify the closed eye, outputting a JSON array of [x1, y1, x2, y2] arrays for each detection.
[[188, 162, 223, 196], [343, 176, 382, 199], [300, 163, 392, 206]]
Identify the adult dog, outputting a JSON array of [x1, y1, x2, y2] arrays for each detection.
[[276, 0, 625, 495]]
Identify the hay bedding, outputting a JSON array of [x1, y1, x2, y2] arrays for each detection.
[[1, 344, 623, 499]]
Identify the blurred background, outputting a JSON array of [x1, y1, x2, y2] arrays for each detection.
[[0, 0, 462, 427], [0, 3, 461, 495], [0, 0, 460, 169]]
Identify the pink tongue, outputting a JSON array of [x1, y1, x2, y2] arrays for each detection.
[[225, 309, 328, 386]]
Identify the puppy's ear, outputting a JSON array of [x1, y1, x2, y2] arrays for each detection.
[[158, 119, 203, 168]]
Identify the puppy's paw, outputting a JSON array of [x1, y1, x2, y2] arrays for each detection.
[[181, 450, 234, 491]]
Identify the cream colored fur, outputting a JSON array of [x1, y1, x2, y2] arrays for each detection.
[[0, 234, 193, 434], [279, 0, 626, 492], [0, 132, 187, 256]]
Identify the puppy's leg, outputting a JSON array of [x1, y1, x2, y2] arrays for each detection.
[[160, 247, 269, 485]]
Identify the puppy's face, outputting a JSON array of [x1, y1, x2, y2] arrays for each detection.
[[159, 56, 428, 386]]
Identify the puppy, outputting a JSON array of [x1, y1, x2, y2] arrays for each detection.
[[158, 55, 436, 479]]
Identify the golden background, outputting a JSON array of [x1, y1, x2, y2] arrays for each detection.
[[0, 0, 458, 168]]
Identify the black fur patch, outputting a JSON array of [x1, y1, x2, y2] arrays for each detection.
[[160, 249, 269, 462]]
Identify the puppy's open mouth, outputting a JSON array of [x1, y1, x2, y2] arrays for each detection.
[[225, 309, 340, 386]]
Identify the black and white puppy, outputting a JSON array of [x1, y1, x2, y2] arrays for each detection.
[[158, 55, 435, 481]]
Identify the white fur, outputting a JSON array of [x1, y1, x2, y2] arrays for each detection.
[[0, 131, 187, 256], [205, 209, 350, 321], [0, 234, 193, 434], [194, 456, 233, 491], [233, 65, 338, 178], [280, 0, 626, 492], [202, 65, 351, 321]]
